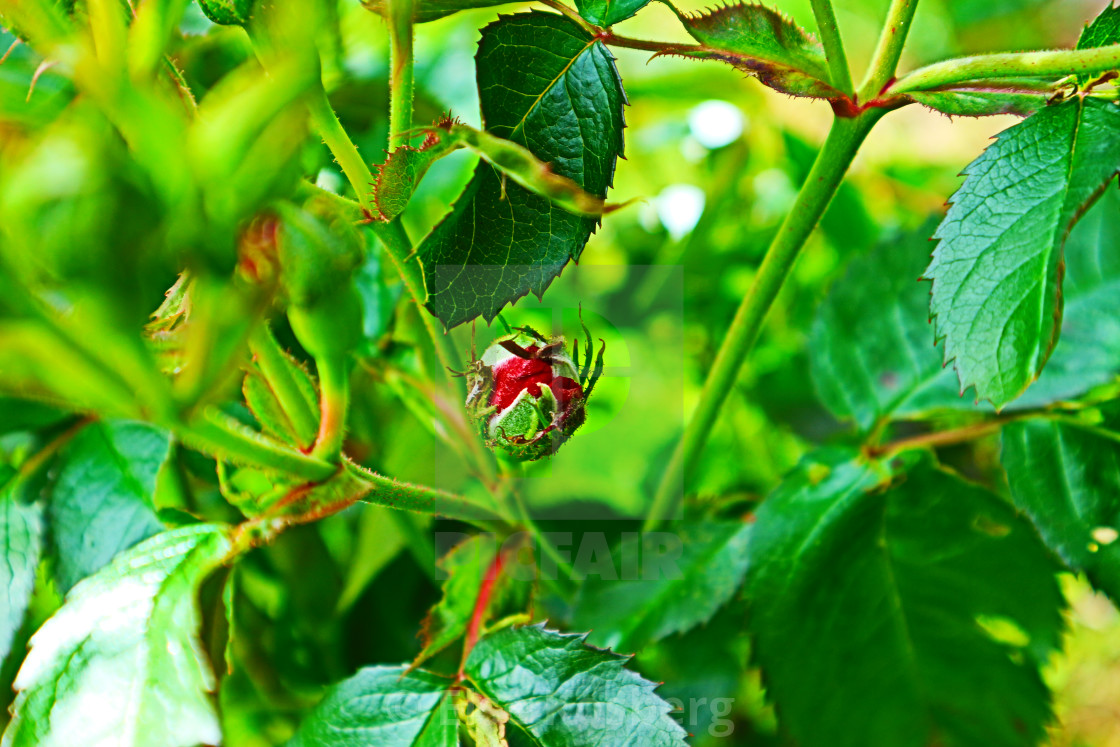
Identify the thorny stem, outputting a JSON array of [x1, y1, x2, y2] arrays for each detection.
[[859, 0, 919, 101], [305, 87, 456, 375], [600, 31, 697, 54], [810, 0, 854, 95], [387, 0, 415, 150], [889, 45, 1120, 95], [644, 112, 882, 531]]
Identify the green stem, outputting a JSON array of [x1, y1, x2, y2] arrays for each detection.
[[307, 87, 378, 215], [248, 325, 320, 450], [180, 408, 339, 482], [311, 353, 351, 462], [305, 87, 456, 373], [810, 0, 854, 95], [643, 113, 881, 531], [859, 0, 919, 100], [387, 0, 415, 150], [888, 45, 1120, 95], [349, 462, 504, 524]]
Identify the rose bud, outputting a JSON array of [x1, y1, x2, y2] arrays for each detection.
[[462, 325, 605, 462]]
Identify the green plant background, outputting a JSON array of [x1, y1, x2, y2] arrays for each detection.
[[3, 0, 1120, 744]]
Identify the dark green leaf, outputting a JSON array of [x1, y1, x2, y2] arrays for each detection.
[[464, 623, 688, 746], [3, 524, 231, 747], [1, 482, 42, 668], [572, 521, 751, 651], [418, 12, 625, 327], [1002, 419, 1120, 600], [926, 97, 1120, 406], [49, 420, 170, 592], [287, 665, 457, 747], [748, 451, 1064, 747], [659, 3, 839, 98], [575, 0, 650, 28]]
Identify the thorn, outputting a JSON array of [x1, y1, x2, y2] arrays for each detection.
[[0, 38, 20, 66], [27, 59, 57, 102]]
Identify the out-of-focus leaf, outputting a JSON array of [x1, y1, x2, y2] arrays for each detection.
[[0, 479, 43, 668], [464, 623, 688, 746], [748, 451, 1064, 747], [49, 420, 170, 592], [286, 665, 458, 747], [1002, 419, 1120, 601], [810, 224, 972, 431], [418, 12, 625, 327], [812, 187, 1120, 428], [3, 524, 231, 747], [926, 97, 1120, 406], [659, 3, 839, 99], [572, 521, 751, 651]]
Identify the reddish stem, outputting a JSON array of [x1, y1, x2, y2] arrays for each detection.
[[458, 549, 507, 677]]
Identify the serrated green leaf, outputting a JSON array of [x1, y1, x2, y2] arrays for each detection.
[[418, 12, 625, 328], [572, 521, 751, 652], [748, 451, 1064, 747], [926, 97, 1120, 407], [287, 665, 458, 747], [1, 481, 43, 668], [659, 2, 839, 98], [464, 623, 688, 746], [49, 420, 170, 593], [1078, 3, 1120, 85], [2, 524, 231, 747], [575, 0, 650, 27], [1002, 419, 1120, 601]]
